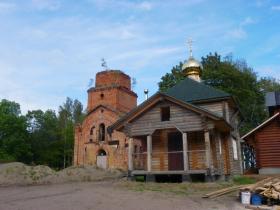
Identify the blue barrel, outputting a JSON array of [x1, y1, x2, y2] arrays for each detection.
[[251, 194, 262, 205]]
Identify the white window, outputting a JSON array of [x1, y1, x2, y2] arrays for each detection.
[[232, 137, 238, 160]]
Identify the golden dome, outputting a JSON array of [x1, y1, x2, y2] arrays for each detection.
[[182, 56, 203, 81], [182, 39, 203, 82], [182, 56, 203, 71]]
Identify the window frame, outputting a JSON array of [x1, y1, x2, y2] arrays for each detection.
[[231, 137, 238, 160], [160, 106, 170, 121]]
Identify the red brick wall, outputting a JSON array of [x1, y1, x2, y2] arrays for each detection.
[[95, 70, 131, 90], [87, 70, 137, 113], [74, 69, 137, 170], [74, 107, 128, 169]]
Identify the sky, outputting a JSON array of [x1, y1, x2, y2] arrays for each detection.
[[0, 0, 280, 114]]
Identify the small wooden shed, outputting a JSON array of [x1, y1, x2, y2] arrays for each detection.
[[242, 92, 280, 174], [242, 112, 280, 174]]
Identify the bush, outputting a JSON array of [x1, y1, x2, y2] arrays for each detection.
[[0, 150, 15, 163]]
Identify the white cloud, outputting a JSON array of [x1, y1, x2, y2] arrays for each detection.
[[0, 61, 63, 114], [31, 0, 61, 11], [271, 5, 280, 11], [255, 0, 269, 7], [240, 17, 256, 26], [0, 2, 16, 13], [88, 0, 153, 11], [227, 28, 247, 39], [137, 1, 153, 11], [256, 65, 280, 80], [225, 17, 255, 40], [0, 0, 276, 112]]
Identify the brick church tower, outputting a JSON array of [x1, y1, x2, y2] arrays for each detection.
[[74, 70, 137, 169]]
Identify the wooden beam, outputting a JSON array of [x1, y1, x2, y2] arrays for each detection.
[[204, 130, 211, 169], [147, 135, 152, 172], [132, 170, 207, 175], [183, 132, 189, 171], [128, 138, 134, 171]]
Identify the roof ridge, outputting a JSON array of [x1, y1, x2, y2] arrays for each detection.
[[242, 112, 280, 139]]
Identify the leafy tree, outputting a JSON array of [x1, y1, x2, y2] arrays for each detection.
[[258, 77, 280, 92], [0, 99, 31, 163], [0, 97, 84, 168], [26, 109, 62, 168], [158, 53, 280, 134], [58, 97, 84, 168], [159, 62, 184, 92]]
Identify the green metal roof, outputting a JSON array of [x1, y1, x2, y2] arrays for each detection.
[[164, 77, 231, 103]]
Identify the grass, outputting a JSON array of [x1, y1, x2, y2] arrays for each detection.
[[233, 175, 257, 185]]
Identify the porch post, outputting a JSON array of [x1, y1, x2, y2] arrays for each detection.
[[147, 135, 152, 172], [183, 132, 189, 171], [128, 138, 134, 171], [204, 130, 211, 169]]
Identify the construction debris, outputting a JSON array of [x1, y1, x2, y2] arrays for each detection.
[[240, 177, 280, 206], [256, 180, 280, 200]]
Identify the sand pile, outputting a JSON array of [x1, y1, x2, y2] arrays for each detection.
[[0, 162, 124, 186]]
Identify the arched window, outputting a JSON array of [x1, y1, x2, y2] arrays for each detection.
[[90, 126, 95, 135], [97, 149, 106, 156], [99, 123, 105, 141]]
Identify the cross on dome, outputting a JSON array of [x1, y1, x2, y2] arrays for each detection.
[[187, 38, 193, 57]]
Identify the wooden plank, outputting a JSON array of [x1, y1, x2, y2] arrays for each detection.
[[128, 102, 206, 136], [204, 130, 211, 169], [183, 132, 189, 171], [147, 135, 152, 172], [198, 102, 223, 117], [132, 170, 206, 175], [128, 138, 133, 170], [222, 134, 230, 174], [203, 185, 246, 198]]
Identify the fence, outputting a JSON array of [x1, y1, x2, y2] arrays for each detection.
[[132, 150, 207, 171]]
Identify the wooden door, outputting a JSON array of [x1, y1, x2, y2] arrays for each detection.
[[96, 155, 107, 169], [168, 132, 184, 170]]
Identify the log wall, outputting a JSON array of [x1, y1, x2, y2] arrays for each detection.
[[255, 119, 280, 168], [198, 102, 224, 117], [128, 101, 214, 137]]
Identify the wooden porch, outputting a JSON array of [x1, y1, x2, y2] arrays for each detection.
[[128, 129, 225, 179]]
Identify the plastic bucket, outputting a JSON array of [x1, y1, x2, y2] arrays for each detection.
[[241, 191, 251, 204], [251, 194, 262, 205]]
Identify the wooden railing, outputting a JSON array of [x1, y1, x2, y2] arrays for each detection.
[[132, 150, 207, 171]]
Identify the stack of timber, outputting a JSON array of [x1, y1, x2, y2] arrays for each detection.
[[255, 180, 280, 200], [203, 185, 249, 199], [203, 177, 277, 199], [240, 177, 280, 206]]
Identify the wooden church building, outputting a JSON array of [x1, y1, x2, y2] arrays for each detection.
[[74, 47, 242, 181]]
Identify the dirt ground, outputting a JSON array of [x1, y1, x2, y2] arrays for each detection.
[[0, 180, 246, 210]]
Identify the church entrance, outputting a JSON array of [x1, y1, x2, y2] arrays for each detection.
[[96, 149, 107, 169], [168, 132, 184, 170]]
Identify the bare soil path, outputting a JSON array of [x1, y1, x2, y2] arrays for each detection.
[[0, 181, 245, 210]]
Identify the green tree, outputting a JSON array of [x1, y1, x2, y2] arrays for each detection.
[[0, 99, 32, 163], [258, 77, 280, 92], [158, 53, 279, 134], [58, 97, 84, 168], [26, 109, 62, 168]]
